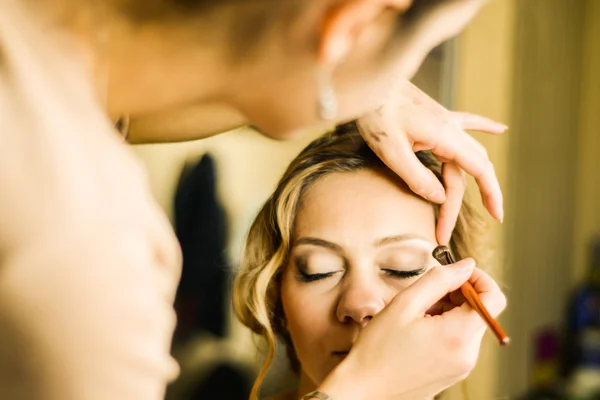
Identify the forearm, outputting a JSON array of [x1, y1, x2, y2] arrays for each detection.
[[0, 4, 182, 397], [0, 228, 179, 400]]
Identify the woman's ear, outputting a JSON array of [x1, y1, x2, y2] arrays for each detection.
[[318, 0, 412, 66]]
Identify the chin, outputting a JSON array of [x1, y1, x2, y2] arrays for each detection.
[[253, 122, 325, 141], [261, 128, 306, 141], [247, 107, 334, 141]]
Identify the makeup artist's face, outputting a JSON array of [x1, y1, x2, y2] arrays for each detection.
[[280, 168, 440, 387]]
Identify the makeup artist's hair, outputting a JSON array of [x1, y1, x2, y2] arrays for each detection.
[[233, 122, 489, 399], [116, 0, 303, 61], [116, 0, 410, 62]]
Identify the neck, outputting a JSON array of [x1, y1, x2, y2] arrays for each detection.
[[15, 0, 290, 124], [100, 3, 282, 119], [296, 370, 318, 399], [22, 0, 255, 119], [102, 18, 241, 117]]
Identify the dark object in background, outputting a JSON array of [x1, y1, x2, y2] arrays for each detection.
[[173, 153, 229, 342], [187, 362, 253, 400], [560, 237, 600, 397], [562, 238, 600, 376], [519, 328, 566, 400]]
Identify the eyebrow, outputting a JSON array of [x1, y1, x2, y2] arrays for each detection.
[[374, 233, 431, 247], [293, 237, 343, 253], [292, 234, 431, 251]]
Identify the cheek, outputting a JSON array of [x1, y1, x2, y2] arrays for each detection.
[[280, 274, 331, 353], [281, 277, 318, 334]]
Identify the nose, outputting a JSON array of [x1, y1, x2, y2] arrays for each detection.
[[336, 275, 386, 327]]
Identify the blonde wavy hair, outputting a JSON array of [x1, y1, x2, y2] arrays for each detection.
[[233, 122, 489, 399]]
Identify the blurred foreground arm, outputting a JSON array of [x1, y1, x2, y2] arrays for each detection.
[[0, 3, 181, 399]]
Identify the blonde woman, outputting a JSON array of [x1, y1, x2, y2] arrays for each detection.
[[235, 123, 506, 400], [1, 0, 505, 399]]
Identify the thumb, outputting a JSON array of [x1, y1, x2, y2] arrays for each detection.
[[390, 258, 476, 320]]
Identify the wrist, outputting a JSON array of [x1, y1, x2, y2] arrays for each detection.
[[316, 355, 370, 400]]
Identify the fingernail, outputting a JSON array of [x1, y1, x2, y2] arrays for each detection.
[[497, 123, 509, 131], [428, 189, 446, 204]]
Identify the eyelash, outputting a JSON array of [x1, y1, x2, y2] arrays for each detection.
[[295, 270, 338, 282], [382, 268, 426, 279], [295, 267, 426, 282]]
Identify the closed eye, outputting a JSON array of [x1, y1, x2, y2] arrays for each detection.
[[294, 270, 341, 282], [382, 267, 426, 279]]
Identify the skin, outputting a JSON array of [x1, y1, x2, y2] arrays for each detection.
[[100, 3, 422, 137], [281, 169, 440, 399], [0, 1, 506, 399], [28, 0, 504, 242], [99, 0, 504, 245]]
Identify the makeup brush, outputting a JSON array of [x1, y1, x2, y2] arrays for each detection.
[[432, 245, 509, 346]]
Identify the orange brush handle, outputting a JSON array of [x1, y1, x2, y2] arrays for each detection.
[[433, 245, 509, 346], [460, 281, 509, 345]]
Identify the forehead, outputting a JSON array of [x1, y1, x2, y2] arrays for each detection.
[[293, 169, 436, 245]]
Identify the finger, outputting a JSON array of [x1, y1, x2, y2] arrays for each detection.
[[431, 131, 503, 222], [466, 267, 507, 318], [433, 133, 487, 166], [448, 289, 467, 306], [358, 120, 446, 204], [431, 267, 506, 333], [439, 271, 506, 336], [438, 268, 506, 346], [426, 296, 460, 316], [446, 268, 507, 318], [464, 132, 489, 160], [461, 134, 503, 222], [435, 300, 487, 341], [438, 300, 497, 344], [425, 294, 449, 315], [436, 162, 465, 245], [390, 259, 476, 320], [455, 112, 508, 134]]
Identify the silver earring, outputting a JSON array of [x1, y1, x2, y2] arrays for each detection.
[[316, 66, 338, 120]]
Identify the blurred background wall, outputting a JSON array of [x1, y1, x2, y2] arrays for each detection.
[[131, 0, 600, 398]]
